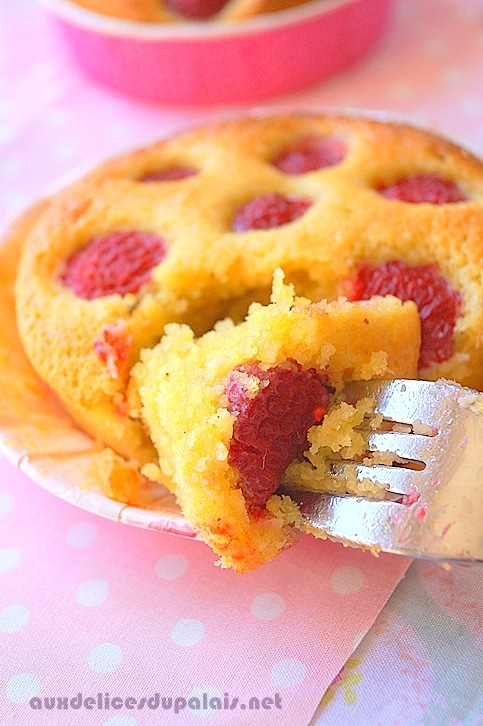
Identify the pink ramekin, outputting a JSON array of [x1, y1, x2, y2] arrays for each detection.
[[39, 0, 393, 105]]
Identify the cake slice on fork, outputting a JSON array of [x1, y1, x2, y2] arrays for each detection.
[[130, 270, 421, 573]]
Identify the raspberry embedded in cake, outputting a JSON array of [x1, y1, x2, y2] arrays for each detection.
[[226, 360, 332, 508], [377, 174, 466, 204], [165, 0, 230, 19], [273, 135, 346, 175], [62, 230, 167, 299], [343, 260, 462, 369], [141, 167, 198, 182], [232, 192, 312, 232]]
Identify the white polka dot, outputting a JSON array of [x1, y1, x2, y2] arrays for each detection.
[[443, 68, 465, 87], [4, 191, 31, 214], [30, 60, 58, 82], [53, 139, 79, 161], [187, 686, 223, 718], [66, 522, 98, 549], [44, 108, 71, 128], [0, 100, 13, 119], [103, 716, 138, 726], [0, 125, 14, 145], [251, 593, 285, 621], [88, 643, 123, 674], [388, 82, 413, 101], [110, 123, 137, 142], [0, 605, 30, 633], [0, 548, 21, 573], [0, 491, 13, 516], [460, 96, 483, 118], [271, 658, 306, 688], [423, 38, 448, 58], [0, 159, 21, 180], [170, 618, 204, 647], [330, 566, 364, 595], [5, 673, 40, 703], [155, 554, 188, 581], [76, 579, 109, 607]]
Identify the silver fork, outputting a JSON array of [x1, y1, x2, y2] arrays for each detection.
[[281, 379, 483, 563]]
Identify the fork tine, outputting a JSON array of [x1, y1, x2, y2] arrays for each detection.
[[343, 378, 458, 427], [364, 430, 436, 464], [281, 378, 483, 563], [329, 462, 427, 495], [283, 488, 414, 555], [282, 485, 483, 562]]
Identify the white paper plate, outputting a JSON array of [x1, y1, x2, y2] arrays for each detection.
[[0, 202, 199, 538]]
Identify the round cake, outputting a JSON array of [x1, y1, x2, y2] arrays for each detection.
[[14, 112, 483, 568], [65, 0, 315, 22]]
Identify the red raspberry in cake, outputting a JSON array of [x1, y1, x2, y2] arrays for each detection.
[[165, 0, 229, 19], [377, 174, 466, 204], [94, 319, 132, 379], [226, 360, 332, 508], [343, 260, 462, 369], [141, 167, 197, 182], [62, 230, 167, 299], [273, 135, 346, 175], [232, 193, 312, 232]]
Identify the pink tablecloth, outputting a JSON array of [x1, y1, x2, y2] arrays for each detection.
[[1, 1, 483, 724]]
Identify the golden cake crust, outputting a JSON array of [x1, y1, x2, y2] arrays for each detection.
[[66, 0, 316, 22], [66, 0, 175, 22]]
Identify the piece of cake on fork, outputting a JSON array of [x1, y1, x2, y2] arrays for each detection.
[[131, 271, 421, 572]]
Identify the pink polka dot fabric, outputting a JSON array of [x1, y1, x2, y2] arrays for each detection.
[[0, 457, 409, 724], [1, 1, 483, 724]]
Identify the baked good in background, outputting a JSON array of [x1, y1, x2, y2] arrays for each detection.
[[14, 112, 483, 570], [65, 0, 317, 23]]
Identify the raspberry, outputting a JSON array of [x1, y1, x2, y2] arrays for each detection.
[[232, 193, 312, 232], [165, 0, 229, 19], [141, 167, 197, 182], [344, 260, 461, 369], [62, 230, 166, 299], [273, 135, 346, 175], [226, 360, 331, 508], [377, 174, 466, 204]]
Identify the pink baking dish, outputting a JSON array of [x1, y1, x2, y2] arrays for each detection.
[[39, 0, 392, 105]]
